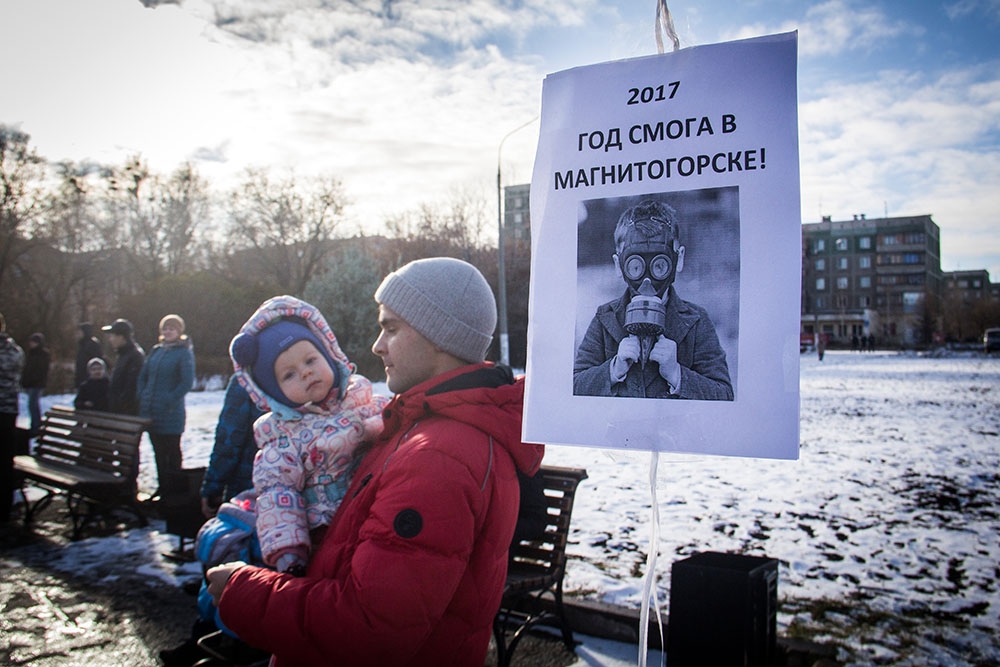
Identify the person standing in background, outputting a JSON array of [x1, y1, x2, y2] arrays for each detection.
[[21, 333, 50, 436], [75, 323, 105, 389], [199, 374, 264, 519], [0, 313, 25, 525], [102, 319, 144, 416], [137, 314, 195, 502]]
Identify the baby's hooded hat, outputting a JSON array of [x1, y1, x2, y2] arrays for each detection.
[[230, 295, 353, 419]]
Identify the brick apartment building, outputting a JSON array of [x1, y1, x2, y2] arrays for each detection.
[[801, 214, 944, 347]]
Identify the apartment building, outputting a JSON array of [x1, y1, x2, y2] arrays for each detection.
[[801, 214, 942, 346], [503, 183, 531, 243]]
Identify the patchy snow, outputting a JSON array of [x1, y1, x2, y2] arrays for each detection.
[[16, 350, 1000, 665]]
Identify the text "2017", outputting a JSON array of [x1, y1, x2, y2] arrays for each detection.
[[627, 82, 680, 105]]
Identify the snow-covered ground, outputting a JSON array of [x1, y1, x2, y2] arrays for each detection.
[[17, 350, 1000, 666]]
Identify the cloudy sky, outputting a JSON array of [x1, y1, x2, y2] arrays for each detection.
[[2, 0, 998, 276]]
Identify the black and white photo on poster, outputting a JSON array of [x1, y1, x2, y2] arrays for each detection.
[[573, 187, 739, 401]]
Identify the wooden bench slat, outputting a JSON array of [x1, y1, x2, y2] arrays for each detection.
[[35, 441, 139, 464]]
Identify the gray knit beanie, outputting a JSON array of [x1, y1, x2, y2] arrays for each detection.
[[374, 257, 497, 364]]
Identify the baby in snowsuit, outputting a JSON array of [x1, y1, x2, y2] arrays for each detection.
[[227, 295, 387, 575]]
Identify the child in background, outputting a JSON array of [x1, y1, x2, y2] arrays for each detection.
[[74, 358, 110, 412], [228, 295, 387, 575]]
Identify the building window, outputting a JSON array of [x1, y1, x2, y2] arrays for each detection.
[[858, 296, 872, 307], [816, 296, 827, 309], [835, 238, 848, 251], [859, 236, 872, 249], [903, 253, 922, 264], [902, 292, 923, 313], [815, 258, 825, 270], [859, 276, 872, 288], [836, 295, 848, 307], [814, 239, 825, 253], [883, 232, 926, 246], [859, 256, 871, 269], [836, 277, 848, 289], [513, 213, 523, 224], [816, 278, 826, 290], [837, 257, 849, 270]]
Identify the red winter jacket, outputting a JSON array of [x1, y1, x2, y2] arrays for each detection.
[[218, 363, 544, 666]]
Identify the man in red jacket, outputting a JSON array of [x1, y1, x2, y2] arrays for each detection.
[[207, 257, 544, 667]]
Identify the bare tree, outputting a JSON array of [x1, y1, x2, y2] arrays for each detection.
[[382, 189, 490, 265], [46, 161, 108, 254], [0, 125, 45, 294], [101, 157, 210, 285], [161, 163, 210, 275], [103, 156, 159, 284], [225, 168, 349, 295]]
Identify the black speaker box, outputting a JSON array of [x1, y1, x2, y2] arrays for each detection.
[[667, 551, 778, 666]]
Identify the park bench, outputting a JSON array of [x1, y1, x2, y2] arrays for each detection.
[[493, 464, 588, 667], [13, 405, 151, 540]]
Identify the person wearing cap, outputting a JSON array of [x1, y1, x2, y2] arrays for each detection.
[[102, 318, 145, 416], [207, 258, 545, 667], [574, 199, 733, 400], [74, 358, 110, 412], [0, 312, 25, 524], [223, 295, 387, 575], [137, 314, 194, 501], [20, 332, 50, 435], [74, 322, 105, 389]]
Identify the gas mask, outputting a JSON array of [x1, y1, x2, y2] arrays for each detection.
[[620, 249, 678, 300], [619, 248, 678, 368]]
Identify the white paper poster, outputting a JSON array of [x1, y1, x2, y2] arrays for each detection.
[[524, 32, 800, 459]]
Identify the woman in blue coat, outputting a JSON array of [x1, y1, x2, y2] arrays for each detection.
[[137, 314, 195, 501]]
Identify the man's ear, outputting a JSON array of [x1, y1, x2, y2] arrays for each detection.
[[612, 253, 622, 277], [675, 245, 685, 273]]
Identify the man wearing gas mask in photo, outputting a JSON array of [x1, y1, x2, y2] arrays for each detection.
[[574, 199, 734, 400]]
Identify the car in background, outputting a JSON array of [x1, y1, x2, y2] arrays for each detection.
[[985, 328, 1000, 353]]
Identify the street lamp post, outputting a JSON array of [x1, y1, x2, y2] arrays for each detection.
[[496, 116, 537, 367]]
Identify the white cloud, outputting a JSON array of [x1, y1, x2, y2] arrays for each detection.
[[720, 0, 923, 57], [945, 0, 1000, 22]]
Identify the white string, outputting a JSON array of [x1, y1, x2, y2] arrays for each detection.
[[638, 449, 665, 667], [655, 0, 681, 54], [638, 5, 678, 665]]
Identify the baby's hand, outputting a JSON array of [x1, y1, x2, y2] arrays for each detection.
[[611, 335, 640, 383], [274, 550, 309, 575], [362, 414, 384, 441]]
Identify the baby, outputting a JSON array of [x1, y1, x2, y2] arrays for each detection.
[[228, 295, 387, 575]]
